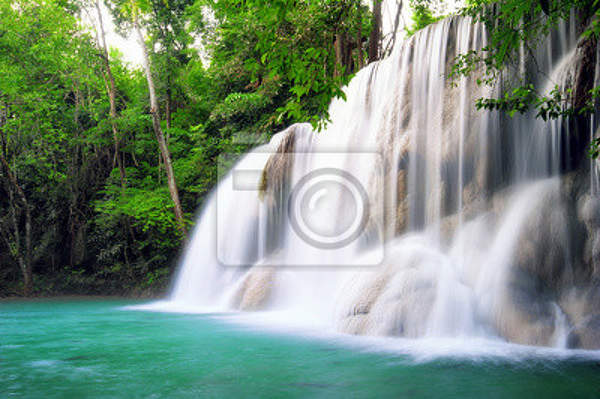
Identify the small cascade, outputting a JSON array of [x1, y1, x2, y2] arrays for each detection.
[[169, 148, 271, 308], [552, 302, 570, 349], [592, 42, 600, 196], [160, 13, 600, 349], [591, 115, 600, 196]]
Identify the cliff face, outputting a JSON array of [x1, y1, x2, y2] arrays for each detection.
[[171, 14, 600, 349]]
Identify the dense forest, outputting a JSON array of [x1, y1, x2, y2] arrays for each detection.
[[0, 0, 383, 296], [1, 0, 599, 297]]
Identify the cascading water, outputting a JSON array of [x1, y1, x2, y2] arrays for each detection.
[[155, 14, 600, 349]]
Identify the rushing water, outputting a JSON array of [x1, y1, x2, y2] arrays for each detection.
[[1, 300, 600, 398], [157, 12, 600, 350]]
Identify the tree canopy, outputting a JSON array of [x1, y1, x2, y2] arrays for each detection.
[[0, 0, 376, 296]]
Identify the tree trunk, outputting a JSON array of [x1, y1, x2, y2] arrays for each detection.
[[334, 33, 344, 77], [0, 153, 33, 296], [95, 0, 126, 189], [134, 15, 187, 234], [383, 1, 403, 57], [356, 2, 364, 70], [369, 0, 382, 63], [166, 83, 172, 131], [23, 200, 32, 295]]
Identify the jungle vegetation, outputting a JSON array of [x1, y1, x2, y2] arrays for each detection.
[[1, 0, 599, 296]]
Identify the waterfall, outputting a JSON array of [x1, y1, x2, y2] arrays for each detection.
[[155, 15, 600, 349]]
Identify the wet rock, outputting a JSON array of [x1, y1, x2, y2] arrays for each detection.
[[591, 235, 600, 275], [568, 315, 600, 349], [572, 36, 597, 112], [338, 268, 436, 338], [493, 268, 557, 347], [578, 194, 600, 227], [512, 183, 570, 290], [259, 124, 298, 202], [336, 242, 439, 337], [578, 195, 600, 276], [336, 272, 390, 335], [229, 267, 276, 311], [394, 170, 409, 234]]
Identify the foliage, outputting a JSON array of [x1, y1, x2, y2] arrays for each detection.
[[406, 0, 444, 36], [0, 0, 375, 296], [191, 0, 371, 130], [453, 0, 600, 157], [475, 84, 575, 120]]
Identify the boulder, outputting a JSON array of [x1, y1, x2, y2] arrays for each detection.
[[229, 267, 276, 311], [336, 241, 439, 337], [492, 268, 557, 347]]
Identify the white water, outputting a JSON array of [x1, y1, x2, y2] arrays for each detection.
[[145, 15, 599, 350]]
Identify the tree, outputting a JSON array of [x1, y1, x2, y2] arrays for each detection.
[[107, 0, 188, 234], [191, 0, 372, 129], [0, 142, 32, 295], [94, 0, 127, 188], [369, 0, 382, 62], [0, 0, 109, 294], [135, 13, 186, 234], [0, 0, 378, 296], [406, 0, 442, 36]]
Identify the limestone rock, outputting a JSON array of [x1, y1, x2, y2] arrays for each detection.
[[568, 315, 600, 349], [229, 267, 276, 311], [493, 269, 557, 347]]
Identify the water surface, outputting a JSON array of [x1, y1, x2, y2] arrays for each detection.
[[1, 300, 599, 398]]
